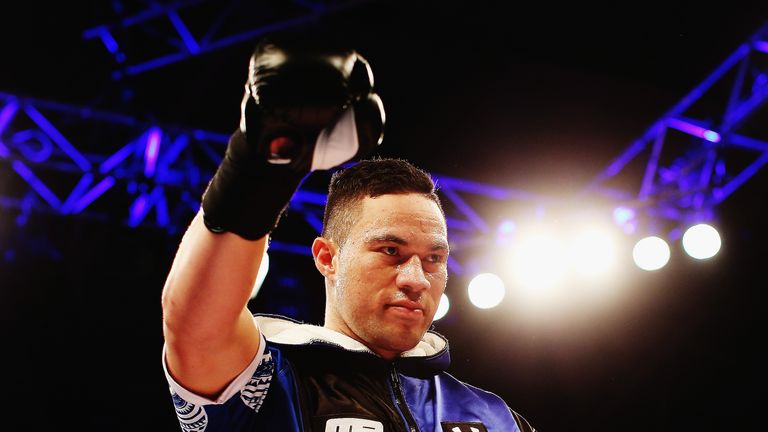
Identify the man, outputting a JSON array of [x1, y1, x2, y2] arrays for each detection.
[[161, 38, 535, 432]]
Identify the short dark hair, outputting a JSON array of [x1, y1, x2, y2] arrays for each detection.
[[322, 158, 444, 246]]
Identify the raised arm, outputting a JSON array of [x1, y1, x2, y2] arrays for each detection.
[[161, 38, 385, 398], [161, 211, 266, 398]]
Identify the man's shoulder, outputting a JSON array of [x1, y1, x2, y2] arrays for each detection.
[[511, 409, 537, 432], [434, 370, 507, 400], [432, 371, 536, 431]]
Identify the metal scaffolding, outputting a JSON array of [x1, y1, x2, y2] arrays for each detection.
[[2, 17, 767, 276], [82, 0, 376, 79], [583, 22, 768, 239], [0, 90, 546, 271]]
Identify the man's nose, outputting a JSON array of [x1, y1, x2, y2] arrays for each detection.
[[396, 254, 430, 294]]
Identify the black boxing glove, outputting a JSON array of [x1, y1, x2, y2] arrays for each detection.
[[201, 39, 385, 240]]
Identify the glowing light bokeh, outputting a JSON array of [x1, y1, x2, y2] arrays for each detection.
[[498, 219, 517, 234], [468, 273, 505, 309], [632, 236, 671, 271], [682, 223, 722, 259], [433, 293, 450, 321], [495, 219, 517, 246], [569, 227, 619, 277], [612, 206, 635, 225], [510, 229, 567, 290]]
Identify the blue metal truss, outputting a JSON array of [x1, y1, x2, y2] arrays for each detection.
[[0, 91, 225, 229], [584, 22, 768, 239], [0, 91, 545, 271], [4, 21, 768, 268], [83, 0, 376, 79]]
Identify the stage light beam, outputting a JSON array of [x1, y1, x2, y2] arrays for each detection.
[[632, 236, 671, 271], [682, 223, 721, 259]]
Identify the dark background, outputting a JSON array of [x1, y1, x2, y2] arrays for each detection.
[[2, 1, 767, 430]]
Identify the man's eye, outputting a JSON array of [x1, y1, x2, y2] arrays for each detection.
[[427, 254, 445, 264], [381, 247, 398, 256]]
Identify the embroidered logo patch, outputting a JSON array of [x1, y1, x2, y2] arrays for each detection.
[[440, 422, 489, 432], [324, 417, 384, 431]]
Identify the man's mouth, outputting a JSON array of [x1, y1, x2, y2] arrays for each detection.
[[386, 300, 424, 318]]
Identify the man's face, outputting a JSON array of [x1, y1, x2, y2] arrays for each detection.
[[324, 193, 449, 359]]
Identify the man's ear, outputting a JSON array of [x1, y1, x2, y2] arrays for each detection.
[[312, 236, 337, 277]]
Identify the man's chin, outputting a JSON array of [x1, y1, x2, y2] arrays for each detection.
[[363, 323, 429, 358], [383, 331, 425, 354]]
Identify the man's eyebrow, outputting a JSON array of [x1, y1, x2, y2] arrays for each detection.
[[430, 240, 450, 252], [367, 234, 407, 245], [366, 234, 449, 252]]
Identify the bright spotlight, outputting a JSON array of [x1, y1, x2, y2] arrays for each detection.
[[468, 273, 505, 309], [569, 227, 618, 277], [682, 223, 721, 259], [511, 229, 567, 289], [632, 236, 670, 271], [433, 293, 450, 321], [250, 251, 270, 299]]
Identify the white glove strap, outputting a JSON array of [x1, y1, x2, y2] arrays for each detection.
[[311, 106, 359, 171]]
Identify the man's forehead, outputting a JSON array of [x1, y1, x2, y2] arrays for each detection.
[[360, 203, 446, 230], [360, 204, 449, 240], [359, 194, 443, 216], [345, 194, 447, 238]]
